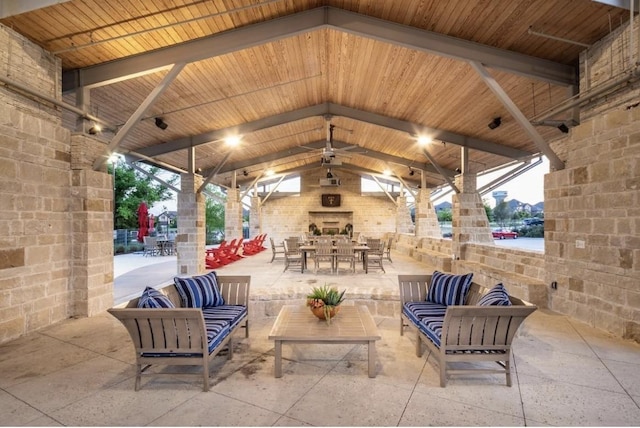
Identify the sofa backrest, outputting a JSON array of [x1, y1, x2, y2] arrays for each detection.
[[399, 274, 532, 307], [117, 275, 251, 309]]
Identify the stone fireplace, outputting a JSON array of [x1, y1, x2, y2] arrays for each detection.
[[308, 211, 353, 234]]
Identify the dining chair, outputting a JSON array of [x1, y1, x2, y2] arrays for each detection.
[[270, 237, 285, 263], [384, 236, 393, 263], [283, 238, 303, 272], [335, 241, 356, 274], [366, 238, 385, 273], [314, 241, 335, 274], [143, 236, 159, 257]]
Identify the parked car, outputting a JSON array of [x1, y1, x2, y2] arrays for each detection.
[[523, 218, 544, 226], [492, 229, 518, 239]]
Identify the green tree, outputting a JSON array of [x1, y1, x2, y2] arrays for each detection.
[[437, 208, 452, 222], [483, 200, 493, 222], [111, 163, 175, 229], [493, 201, 511, 227], [205, 189, 226, 244]]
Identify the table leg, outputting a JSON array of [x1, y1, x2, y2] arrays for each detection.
[[368, 340, 377, 378], [274, 340, 283, 378]]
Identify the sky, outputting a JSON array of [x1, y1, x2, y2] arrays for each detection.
[[148, 156, 549, 214], [460, 156, 548, 208]]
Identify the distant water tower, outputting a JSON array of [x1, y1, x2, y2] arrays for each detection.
[[492, 190, 508, 205]]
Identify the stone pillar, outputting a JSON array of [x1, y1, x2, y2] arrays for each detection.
[[249, 195, 262, 238], [176, 174, 205, 275], [70, 134, 114, 316], [225, 188, 244, 239], [395, 195, 413, 234], [451, 173, 493, 258], [414, 187, 442, 238]]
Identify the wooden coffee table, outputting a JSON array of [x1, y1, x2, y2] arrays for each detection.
[[268, 305, 381, 378]]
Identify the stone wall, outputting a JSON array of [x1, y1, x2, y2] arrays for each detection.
[[545, 17, 640, 341], [0, 24, 114, 343], [0, 24, 72, 342], [260, 170, 397, 242]]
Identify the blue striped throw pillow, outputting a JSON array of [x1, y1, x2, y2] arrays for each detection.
[[137, 286, 175, 308], [174, 271, 225, 308], [478, 283, 512, 306], [427, 270, 474, 306]]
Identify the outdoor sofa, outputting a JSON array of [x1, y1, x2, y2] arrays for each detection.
[[109, 273, 250, 391], [398, 272, 536, 387]]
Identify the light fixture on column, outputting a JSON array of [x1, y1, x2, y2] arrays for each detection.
[[408, 166, 415, 176], [488, 117, 501, 130], [154, 117, 168, 130], [88, 122, 102, 135]]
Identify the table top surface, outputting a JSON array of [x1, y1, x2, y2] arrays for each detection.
[[268, 305, 381, 341], [298, 244, 369, 251]]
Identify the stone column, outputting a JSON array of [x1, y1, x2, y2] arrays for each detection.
[[414, 187, 442, 238], [176, 173, 205, 275], [249, 195, 262, 238], [225, 188, 244, 239], [395, 195, 413, 234], [70, 134, 114, 316], [451, 173, 493, 258]]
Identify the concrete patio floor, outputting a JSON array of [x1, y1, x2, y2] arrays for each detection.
[[1, 247, 639, 426]]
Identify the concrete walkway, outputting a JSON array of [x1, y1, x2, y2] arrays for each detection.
[[1, 249, 639, 426]]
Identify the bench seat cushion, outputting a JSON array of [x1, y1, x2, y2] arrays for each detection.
[[202, 305, 248, 330], [204, 319, 232, 354], [403, 301, 447, 348]]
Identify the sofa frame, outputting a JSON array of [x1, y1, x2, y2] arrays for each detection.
[[108, 275, 250, 391], [398, 274, 536, 387]]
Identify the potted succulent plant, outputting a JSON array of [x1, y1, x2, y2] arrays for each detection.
[[306, 284, 346, 324]]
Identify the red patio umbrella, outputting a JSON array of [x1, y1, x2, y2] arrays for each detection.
[[137, 202, 149, 242]]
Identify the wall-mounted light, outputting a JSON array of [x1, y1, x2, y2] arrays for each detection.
[[155, 117, 168, 130], [242, 170, 248, 177], [408, 167, 415, 176], [326, 168, 333, 179], [488, 117, 502, 130], [88, 122, 102, 135]]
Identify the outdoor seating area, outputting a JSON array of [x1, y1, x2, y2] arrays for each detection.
[[142, 235, 175, 257], [277, 234, 385, 274], [205, 234, 267, 269], [2, 248, 639, 426]]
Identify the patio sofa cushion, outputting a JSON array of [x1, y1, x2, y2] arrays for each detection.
[[203, 319, 232, 354], [478, 283, 512, 306], [174, 271, 224, 308], [403, 301, 447, 347], [427, 271, 474, 306], [137, 286, 175, 308], [202, 305, 248, 330]]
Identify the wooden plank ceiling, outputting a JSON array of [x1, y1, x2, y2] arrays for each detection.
[[0, 0, 630, 190]]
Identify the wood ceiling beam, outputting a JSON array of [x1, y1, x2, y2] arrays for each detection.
[[326, 104, 534, 160], [136, 102, 530, 161], [136, 104, 328, 158], [62, 7, 574, 91], [212, 139, 452, 177], [327, 8, 575, 86]]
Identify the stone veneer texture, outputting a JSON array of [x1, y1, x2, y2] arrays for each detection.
[[545, 16, 640, 341]]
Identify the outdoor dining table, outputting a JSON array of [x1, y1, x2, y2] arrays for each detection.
[[298, 244, 370, 273]]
